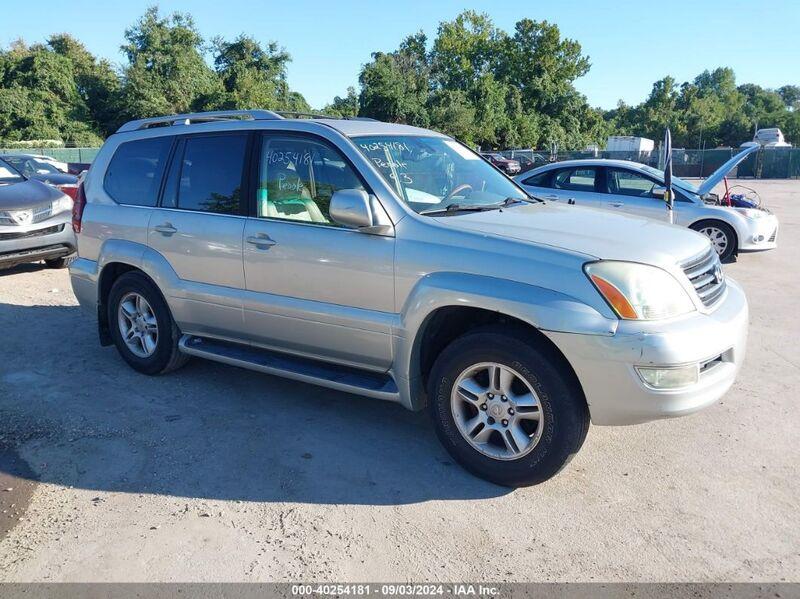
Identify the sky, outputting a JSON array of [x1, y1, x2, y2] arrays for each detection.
[[2, 0, 798, 110]]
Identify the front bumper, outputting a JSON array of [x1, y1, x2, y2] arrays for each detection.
[[738, 214, 779, 251], [0, 213, 76, 268], [545, 278, 749, 425]]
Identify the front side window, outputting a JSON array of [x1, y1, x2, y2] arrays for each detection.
[[353, 135, 527, 214], [553, 168, 597, 192], [257, 135, 364, 225], [607, 168, 659, 198], [104, 137, 173, 207], [169, 134, 247, 215]]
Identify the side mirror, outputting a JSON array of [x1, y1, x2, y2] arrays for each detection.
[[652, 185, 667, 199], [330, 189, 373, 229]]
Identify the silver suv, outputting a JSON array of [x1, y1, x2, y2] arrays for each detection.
[[70, 110, 749, 486]]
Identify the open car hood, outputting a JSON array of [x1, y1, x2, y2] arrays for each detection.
[[696, 145, 759, 196]]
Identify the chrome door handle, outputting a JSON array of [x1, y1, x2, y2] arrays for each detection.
[[154, 223, 177, 235], [246, 234, 277, 248]]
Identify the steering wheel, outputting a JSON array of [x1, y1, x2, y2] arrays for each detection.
[[445, 183, 473, 203]]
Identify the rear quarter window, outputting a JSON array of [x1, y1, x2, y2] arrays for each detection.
[[521, 171, 551, 187], [103, 137, 173, 206]]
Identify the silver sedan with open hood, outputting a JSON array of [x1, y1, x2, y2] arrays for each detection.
[[515, 146, 778, 262]]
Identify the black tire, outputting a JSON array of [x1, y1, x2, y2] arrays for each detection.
[[44, 254, 75, 269], [107, 271, 189, 375], [427, 325, 589, 487], [690, 220, 737, 263]]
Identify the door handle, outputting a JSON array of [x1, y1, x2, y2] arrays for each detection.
[[153, 223, 177, 235], [545, 194, 559, 200], [246, 234, 277, 248], [610, 202, 625, 208]]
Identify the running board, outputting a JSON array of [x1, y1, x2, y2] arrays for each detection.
[[178, 335, 400, 402]]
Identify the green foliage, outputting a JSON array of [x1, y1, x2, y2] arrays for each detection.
[[0, 5, 310, 144], [0, 6, 796, 150], [609, 67, 799, 148], [354, 12, 604, 149]]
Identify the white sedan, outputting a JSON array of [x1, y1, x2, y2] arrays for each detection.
[[514, 147, 778, 262]]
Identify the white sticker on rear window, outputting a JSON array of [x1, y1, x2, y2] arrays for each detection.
[[444, 140, 479, 160]]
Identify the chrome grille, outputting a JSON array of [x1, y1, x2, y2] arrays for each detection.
[[681, 247, 727, 309], [0, 203, 53, 226]]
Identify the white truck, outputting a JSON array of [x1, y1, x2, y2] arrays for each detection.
[[606, 136, 655, 154]]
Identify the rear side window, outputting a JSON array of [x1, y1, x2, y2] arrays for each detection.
[[165, 134, 247, 215], [554, 168, 597, 192], [521, 171, 551, 187], [104, 137, 173, 206]]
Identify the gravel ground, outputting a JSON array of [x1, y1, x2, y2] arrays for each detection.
[[0, 180, 798, 582]]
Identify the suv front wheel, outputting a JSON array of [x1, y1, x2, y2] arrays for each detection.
[[428, 326, 589, 487], [108, 271, 189, 375]]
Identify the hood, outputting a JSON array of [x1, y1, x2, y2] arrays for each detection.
[[28, 172, 78, 186], [433, 201, 710, 267], [696, 145, 758, 196], [0, 178, 64, 211]]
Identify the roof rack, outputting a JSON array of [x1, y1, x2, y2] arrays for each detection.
[[116, 109, 284, 133], [275, 111, 378, 122]]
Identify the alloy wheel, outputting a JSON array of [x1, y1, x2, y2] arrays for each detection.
[[117, 292, 159, 358], [451, 362, 544, 461]]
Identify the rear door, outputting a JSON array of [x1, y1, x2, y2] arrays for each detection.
[[147, 132, 251, 339], [603, 166, 669, 221]]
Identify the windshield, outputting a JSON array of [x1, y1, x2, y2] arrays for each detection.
[[638, 164, 698, 193], [3, 156, 63, 176], [0, 160, 25, 185], [353, 135, 528, 214]]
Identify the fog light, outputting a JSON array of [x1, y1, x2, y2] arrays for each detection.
[[636, 364, 699, 389], [752, 234, 765, 243]]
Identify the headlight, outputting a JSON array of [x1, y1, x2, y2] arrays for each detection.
[[51, 195, 73, 215], [734, 208, 765, 219], [584, 261, 695, 320]]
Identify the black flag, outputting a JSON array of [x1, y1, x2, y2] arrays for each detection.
[[664, 128, 674, 223]]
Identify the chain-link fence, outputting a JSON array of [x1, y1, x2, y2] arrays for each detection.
[[498, 147, 800, 179], [0, 147, 100, 163], [3, 146, 800, 179]]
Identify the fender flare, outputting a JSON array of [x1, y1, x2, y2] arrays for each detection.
[[393, 272, 616, 410]]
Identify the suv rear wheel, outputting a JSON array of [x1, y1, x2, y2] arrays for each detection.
[[107, 271, 189, 375], [428, 325, 589, 487]]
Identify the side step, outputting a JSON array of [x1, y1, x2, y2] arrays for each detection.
[[178, 335, 400, 402]]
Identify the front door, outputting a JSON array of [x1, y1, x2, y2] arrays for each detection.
[[242, 132, 395, 371], [147, 132, 250, 339], [604, 167, 670, 221], [543, 167, 607, 209]]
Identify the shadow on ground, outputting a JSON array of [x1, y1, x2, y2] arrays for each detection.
[[0, 301, 509, 506]]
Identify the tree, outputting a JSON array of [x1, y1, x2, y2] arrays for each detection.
[[116, 7, 221, 126], [205, 34, 292, 110]]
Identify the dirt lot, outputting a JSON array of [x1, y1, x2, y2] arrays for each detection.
[[0, 180, 798, 582]]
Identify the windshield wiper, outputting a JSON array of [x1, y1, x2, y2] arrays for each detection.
[[420, 203, 494, 216]]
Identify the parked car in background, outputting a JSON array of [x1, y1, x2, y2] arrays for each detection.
[[71, 109, 748, 487], [0, 154, 81, 199], [0, 160, 76, 270], [741, 127, 791, 148], [481, 152, 521, 175], [515, 147, 778, 262]]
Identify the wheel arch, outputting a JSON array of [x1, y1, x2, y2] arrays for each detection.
[[689, 217, 741, 254], [395, 272, 613, 411]]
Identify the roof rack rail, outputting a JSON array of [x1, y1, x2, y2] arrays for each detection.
[[275, 111, 334, 120], [274, 111, 379, 122], [116, 109, 284, 133]]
